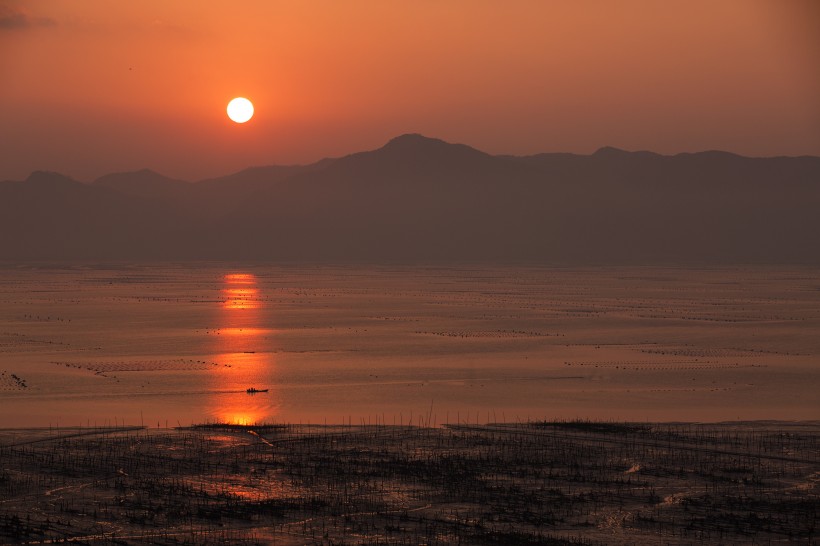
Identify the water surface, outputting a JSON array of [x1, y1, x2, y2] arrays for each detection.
[[1, 264, 817, 427]]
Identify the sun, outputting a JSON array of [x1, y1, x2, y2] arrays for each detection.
[[227, 97, 254, 123]]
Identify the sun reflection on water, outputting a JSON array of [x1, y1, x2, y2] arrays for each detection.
[[209, 273, 278, 425], [223, 288, 261, 309]]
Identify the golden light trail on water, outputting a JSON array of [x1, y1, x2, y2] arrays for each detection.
[[210, 272, 277, 425]]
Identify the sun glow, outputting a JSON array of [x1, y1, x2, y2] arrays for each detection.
[[226, 97, 254, 123]]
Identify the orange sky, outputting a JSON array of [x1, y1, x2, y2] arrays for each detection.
[[1, 0, 818, 181]]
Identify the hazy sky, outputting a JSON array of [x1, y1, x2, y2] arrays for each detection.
[[1, 0, 818, 181]]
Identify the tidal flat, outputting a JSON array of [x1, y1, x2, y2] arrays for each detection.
[[0, 421, 818, 544]]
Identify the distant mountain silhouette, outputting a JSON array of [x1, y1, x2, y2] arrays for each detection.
[[2, 135, 819, 263], [94, 169, 190, 202], [0, 171, 177, 260]]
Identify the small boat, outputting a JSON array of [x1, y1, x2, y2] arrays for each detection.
[[246, 388, 268, 394]]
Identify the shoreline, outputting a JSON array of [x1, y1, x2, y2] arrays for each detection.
[[3, 417, 819, 432]]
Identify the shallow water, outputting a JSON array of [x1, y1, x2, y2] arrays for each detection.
[[0, 264, 818, 427]]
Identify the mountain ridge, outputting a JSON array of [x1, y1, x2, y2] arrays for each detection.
[[1, 134, 819, 264], [7, 134, 815, 186]]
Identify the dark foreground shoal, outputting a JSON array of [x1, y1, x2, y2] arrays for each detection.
[[1, 421, 818, 545]]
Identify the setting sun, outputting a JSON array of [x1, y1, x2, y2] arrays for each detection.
[[227, 97, 254, 123]]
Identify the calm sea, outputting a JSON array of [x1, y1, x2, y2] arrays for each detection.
[[0, 264, 818, 428]]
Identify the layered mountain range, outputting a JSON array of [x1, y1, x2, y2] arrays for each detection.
[[2, 134, 818, 263]]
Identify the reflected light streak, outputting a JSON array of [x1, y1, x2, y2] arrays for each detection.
[[223, 287, 261, 309], [218, 327, 269, 337], [209, 272, 279, 425], [225, 273, 256, 284], [223, 273, 262, 309]]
